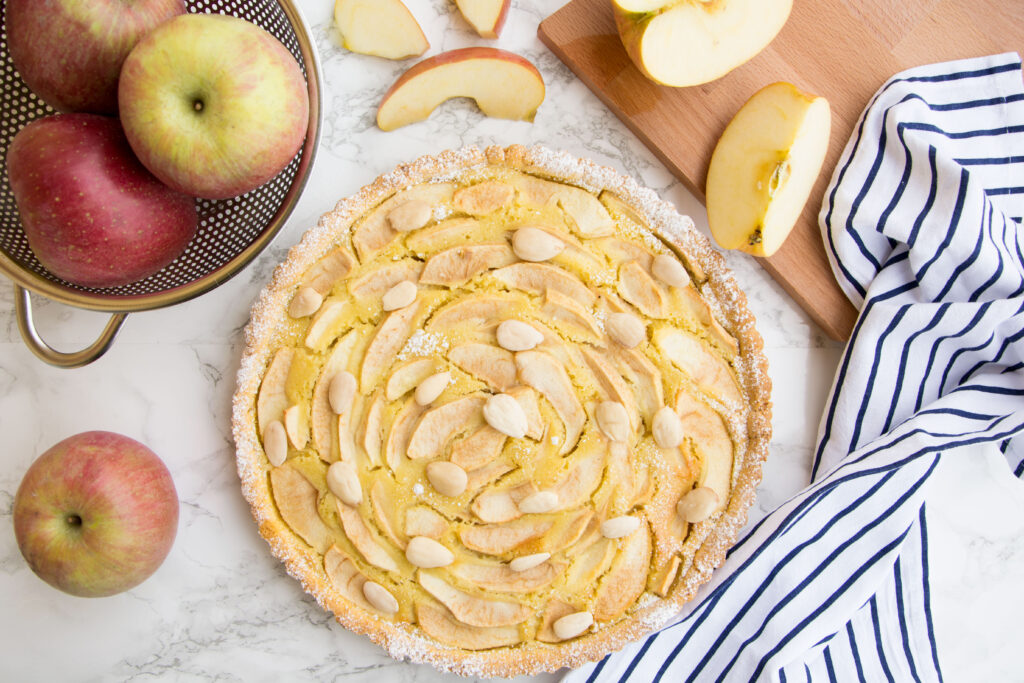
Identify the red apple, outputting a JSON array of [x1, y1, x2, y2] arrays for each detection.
[[118, 14, 310, 200], [13, 431, 179, 598], [5, 0, 186, 113], [6, 114, 198, 288]]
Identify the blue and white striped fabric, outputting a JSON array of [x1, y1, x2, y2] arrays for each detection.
[[564, 53, 1024, 682]]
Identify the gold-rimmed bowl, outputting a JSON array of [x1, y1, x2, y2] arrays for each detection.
[[0, 0, 322, 367]]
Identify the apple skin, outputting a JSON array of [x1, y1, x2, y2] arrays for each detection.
[[13, 431, 179, 598], [6, 114, 198, 288], [5, 0, 186, 113], [118, 14, 310, 200]]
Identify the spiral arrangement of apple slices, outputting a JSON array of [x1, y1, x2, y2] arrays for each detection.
[[238, 148, 768, 673]]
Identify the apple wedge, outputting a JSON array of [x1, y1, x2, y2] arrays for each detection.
[[334, 0, 428, 60], [377, 47, 544, 131], [706, 82, 831, 257], [613, 0, 792, 87], [454, 0, 510, 39]]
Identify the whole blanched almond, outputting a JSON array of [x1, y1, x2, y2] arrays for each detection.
[[513, 226, 564, 262], [509, 552, 550, 572], [601, 515, 641, 539], [605, 312, 645, 348], [263, 420, 288, 467], [382, 280, 417, 311], [288, 286, 323, 318], [414, 371, 450, 406], [483, 393, 528, 438], [652, 254, 690, 288], [676, 486, 720, 523], [553, 611, 593, 640], [596, 401, 630, 443], [426, 460, 468, 497], [327, 461, 362, 506], [518, 490, 558, 514], [405, 536, 455, 568], [652, 406, 684, 448], [329, 370, 357, 415], [496, 320, 544, 352], [362, 580, 399, 615], [387, 199, 432, 232]]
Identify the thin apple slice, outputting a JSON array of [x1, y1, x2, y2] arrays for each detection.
[[515, 350, 585, 454], [406, 395, 485, 460], [352, 183, 455, 262], [302, 245, 355, 296], [384, 398, 424, 471], [615, 347, 663, 428], [358, 391, 385, 467], [360, 301, 421, 392], [675, 389, 733, 511], [580, 347, 639, 431], [491, 262, 595, 308], [416, 602, 521, 650], [454, 0, 510, 38], [269, 464, 333, 553], [707, 81, 832, 256], [653, 555, 682, 598], [452, 181, 515, 216], [450, 559, 558, 594], [450, 425, 507, 471], [618, 260, 667, 318], [257, 347, 294, 435], [377, 47, 545, 131], [334, 0, 428, 60], [613, 0, 793, 87], [654, 327, 742, 406], [335, 500, 399, 571], [311, 330, 360, 462], [543, 288, 601, 339], [347, 259, 423, 300], [465, 459, 515, 491], [418, 571, 530, 627], [459, 517, 553, 556], [447, 343, 517, 392], [385, 357, 437, 401], [405, 505, 448, 539], [370, 478, 407, 549], [592, 520, 651, 621], [405, 217, 479, 255], [323, 546, 377, 612], [507, 386, 543, 440], [420, 244, 516, 287], [537, 599, 578, 643], [427, 293, 517, 331]]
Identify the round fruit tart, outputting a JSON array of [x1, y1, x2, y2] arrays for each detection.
[[233, 145, 771, 676]]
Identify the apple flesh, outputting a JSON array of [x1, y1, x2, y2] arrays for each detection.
[[6, 114, 198, 288], [334, 0, 429, 60], [454, 0, 511, 39], [13, 431, 179, 598], [377, 47, 544, 132], [613, 0, 793, 87], [118, 14, 310, 200], [5, 0, 185, 113], [706, 82, 831, 257]]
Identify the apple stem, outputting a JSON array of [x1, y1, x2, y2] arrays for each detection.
[[66, 514, 82, 527], [193, 100, 204, 113]]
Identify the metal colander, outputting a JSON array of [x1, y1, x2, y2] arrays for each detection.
[[0, 0, 322, 367]]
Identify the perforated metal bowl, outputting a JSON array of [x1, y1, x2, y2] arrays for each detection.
[[0, 0, 322, 367]]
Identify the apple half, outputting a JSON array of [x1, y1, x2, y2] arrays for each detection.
[[705, 81, 831, 257], [334, 0, 428, 60], [454, 0, 511, 39], [376, 47, 544, 132], [613, 0, 793, 87]]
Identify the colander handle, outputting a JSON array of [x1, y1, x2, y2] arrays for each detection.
[[14, 286, 128, 368]]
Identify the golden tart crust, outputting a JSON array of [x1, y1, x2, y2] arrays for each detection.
[[232, 145, 772, 677]]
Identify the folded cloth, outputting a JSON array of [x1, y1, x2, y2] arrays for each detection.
[[564, 53, 1024, 683]]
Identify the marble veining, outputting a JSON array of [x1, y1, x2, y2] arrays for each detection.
[[0, 1, 1020, 681]]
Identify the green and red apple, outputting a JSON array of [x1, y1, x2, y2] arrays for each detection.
[[13, 431, 179, 598], [613, 0, 793, 87], [706, 81, 831, 257], [6, 113, 198, 288], [377, 47, 545, 131], [5, 0, 185, 113], [118, 14, 310, 199]]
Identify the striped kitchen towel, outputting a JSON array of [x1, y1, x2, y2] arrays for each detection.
[[565, 52, 1024, 682]]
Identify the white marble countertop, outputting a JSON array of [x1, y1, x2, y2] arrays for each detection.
[[1, 1, 1022, 680]]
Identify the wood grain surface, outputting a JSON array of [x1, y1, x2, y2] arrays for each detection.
[[539, 0, 1023, 340]]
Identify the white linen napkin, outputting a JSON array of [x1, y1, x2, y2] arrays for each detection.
[[563, 52, 1024, 683]]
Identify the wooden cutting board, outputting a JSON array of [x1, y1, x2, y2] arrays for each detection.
[[539, 0, 1023, 340]]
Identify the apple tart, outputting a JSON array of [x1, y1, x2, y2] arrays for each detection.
[[233, 145, 771, 676]]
